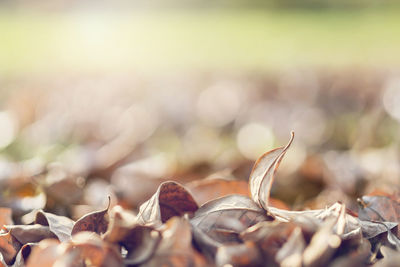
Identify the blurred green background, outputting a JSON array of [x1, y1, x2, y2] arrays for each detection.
[[1, 2, 400, 74]]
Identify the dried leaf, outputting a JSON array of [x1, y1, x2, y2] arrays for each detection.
[[358, 195, 400, 224], [0, 208, 13, 228], [215, 241, 263, 267], [241, 221, 296, 266], [144, 217, 207, 267], [357, 194, 400, 247], [191, 194, 268, 256], [0, 253, 6, 267], [329, 239, 371, 267], [137, 181, 198, 226], [25, 239, 61, 267], [4, 224, 57, 244], [374, 246, 400, 267], [104, 206, 161, 265], [35, 210, 74, 242], [71, 196, 110, 236], [13, 243, 35, 267], [358, 220, 397, 239], [275, 227, 305, 267], [66, 232, 123, 267], [249, 132, 294, 211], [303, 219, 342, 267], [186, 178, 249, 206], [0, 231, 21, 264]]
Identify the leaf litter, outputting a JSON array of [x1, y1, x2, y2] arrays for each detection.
[[0, 132, 399, 266]]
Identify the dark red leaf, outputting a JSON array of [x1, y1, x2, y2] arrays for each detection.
[[137, 181, 198, 226]]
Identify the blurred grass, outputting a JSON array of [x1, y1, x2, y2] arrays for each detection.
[[0, 8, 400, 75]]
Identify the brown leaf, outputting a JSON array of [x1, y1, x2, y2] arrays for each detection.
[[0, 231, 21, 264], [35, 210, 74, 242], [358, 194, 400, 246], [374, 246, 400, 267], [275, 227, 305, 267], [104, 206, 161, 265], [143, 217, 207, 267], [0, 253, 6, 267], [215, 241, 264, 267], [71, 196, 110, 236], [191, 194, 268, 256], [358, 195, 400, 223], [241, 221, 296, 266], [358, 220, 397, 240], [186, 178, 249, 206], [13, 243, 35, 267], [303, 219, 342, 267], [328, 239, 371, 267], [4, 224, 57, 244], [0, 208, 13, 229], [137, 181, 198, 226], [65, 232, 123, 267], [215, 241, 263, 267], [249, 132, 294, 211], [25, 239, 60, 267]]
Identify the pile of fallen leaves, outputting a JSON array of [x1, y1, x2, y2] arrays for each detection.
[[1, 132, 399, 267]]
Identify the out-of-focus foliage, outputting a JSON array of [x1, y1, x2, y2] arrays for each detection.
[[0, 0, 400, 265], [0, 69, 399, 212]]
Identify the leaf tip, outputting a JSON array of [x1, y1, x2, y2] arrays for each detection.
[[106, 195, 111, 211]]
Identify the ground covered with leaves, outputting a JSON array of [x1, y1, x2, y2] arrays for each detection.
[[1, 132, 399, 266], [1, 70, 400, 266]]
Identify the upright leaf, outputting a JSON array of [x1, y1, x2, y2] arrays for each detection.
[[249, 132, 294, 210]]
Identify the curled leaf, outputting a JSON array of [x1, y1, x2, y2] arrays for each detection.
[[358, 195, 400, 224], [0, 231, 21, 264], [4, 224, 57, 244], [104, 206, 161, 265], [191, 194, 268, 256], [275, 227, 305, 267], [35, 210, 74, 242], [249, 132, 294, 211], [137, 181, 198, 226], [71, 196, 111, 236], [13, 243, 36, 267], [303, 219, 341, 267]]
